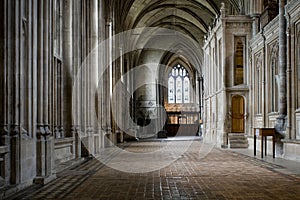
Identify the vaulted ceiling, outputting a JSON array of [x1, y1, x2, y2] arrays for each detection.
[[115, 0, 242, 44], [112, 0, 245, 73]]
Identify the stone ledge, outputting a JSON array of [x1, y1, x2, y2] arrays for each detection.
[[0, 146, 9, 154], [0, 180, 34, 199], [281, 139, 300, 144], [282, 141, 300, 162], [54, 137, 74, 145]]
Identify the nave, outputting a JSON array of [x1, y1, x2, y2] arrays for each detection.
[[1, 0, 300, 198], [7, 138, 300, 200]]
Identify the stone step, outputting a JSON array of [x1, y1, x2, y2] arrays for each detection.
[[228, 133, 245, 137], [228, 137, 248, 140], [229, 143, 249, 148], [228, 133, 248, 149], [230, 139, 248, 144], [228, 134, 246, 138]]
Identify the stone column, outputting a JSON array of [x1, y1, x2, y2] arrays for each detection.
[[276, 0, 287, 135], [97, 0, 106, 148], [6, 0, 14, 185], [10, 0, 21, 185], [262, 41, 266, 126], [0, 0, 10, 185], [286, 13, 292, 139], [220, 7, 228, 146], [20, 0, 28, 136], [249, 0, 264, 37], [43, 0, 51, 135], [87, 0, 98, 153], [25, 0, 33, 136], [104, 18, 113, 145], [72, 0, 81, 158], [35, 0, 55, 184], [0, 0, 7, 140], [111, 20, 119, 144], [37, 0, 44, 136], [63, 0, 72, 137], [251, 15, 260, 37], [119, 47, 124, 143], [32, 0, 38, 138]]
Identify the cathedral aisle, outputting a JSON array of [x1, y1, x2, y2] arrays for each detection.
[[7, 140, 300, 200]]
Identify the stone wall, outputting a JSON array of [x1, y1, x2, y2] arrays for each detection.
[[0, 0, 114, 192], [203, 10, 252, 147]]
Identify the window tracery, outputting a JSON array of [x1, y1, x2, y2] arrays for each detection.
[[168, 64, 190, 104], [270, 43, 279, 112]]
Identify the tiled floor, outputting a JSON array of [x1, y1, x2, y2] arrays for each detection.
[[8, 139, 300, 200]]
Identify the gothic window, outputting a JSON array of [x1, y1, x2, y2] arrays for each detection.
[[255, 56, 262, 114], [234, 37, 245, 85], [218, 39, 222, 90], [54, 0, 62, 56], [269, 43, 279, 112], [297, 33, 300, 108], [53, 57, 64, 139], [270, 56, 278, 112], [168, 64, 190, 104]]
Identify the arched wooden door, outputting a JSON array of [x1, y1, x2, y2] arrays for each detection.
[[231, 96, 245, 133]]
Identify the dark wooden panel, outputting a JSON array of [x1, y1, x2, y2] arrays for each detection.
[[166, 124, 199, 137]]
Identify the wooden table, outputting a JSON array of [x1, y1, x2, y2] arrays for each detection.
[[254, 128, 276, 158]]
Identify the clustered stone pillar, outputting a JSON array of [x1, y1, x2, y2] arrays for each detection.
[[97, 0, 106, 148], [276, 0, 287, 135], [43, 0, 50, 135], [72, 0, 82, 158], [62, 0, 72, 139], [0, 0, 8, 186], [1, 0, 52, 186], [104, 17, 113, 145], [118, 47, 124, 143], [35, 0, 54, 184], [249, 0, 264, 37], [285, 12, 292, 139], [87, 0, 99, 154], [0, 0, 119, 188], [37, 0, 44, 137]]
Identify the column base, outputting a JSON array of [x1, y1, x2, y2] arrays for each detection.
[[33, 174, 56, 185], [275, 116, 287, 137]]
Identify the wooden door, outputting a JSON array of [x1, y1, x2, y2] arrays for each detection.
[[231, 96, 245, 133]]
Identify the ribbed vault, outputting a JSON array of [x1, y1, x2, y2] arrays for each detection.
[[114, 0, 243, 73]]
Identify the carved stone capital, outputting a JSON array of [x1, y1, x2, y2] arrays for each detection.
[[36, 125, 46, 139], [11, 125, 20, 136], [44, 125, 52, 135], [0, 125, 9, 136]]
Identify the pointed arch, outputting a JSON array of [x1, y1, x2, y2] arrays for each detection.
[[167, 63, 191, 104]]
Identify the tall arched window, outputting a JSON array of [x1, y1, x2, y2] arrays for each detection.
[[255, 55, 262, 114], [168, 64, 190, 104], [270, 57, 278, 112], [256, 66, 261, 114], [54, 0, 62, 56], [234, 37, 245, 85], [297, 33, 300, 108]]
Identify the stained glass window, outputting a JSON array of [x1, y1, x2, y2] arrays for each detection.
[[168, 64, 190, 103]]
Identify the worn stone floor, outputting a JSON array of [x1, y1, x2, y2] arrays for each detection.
[[7, 139, 300, 200]]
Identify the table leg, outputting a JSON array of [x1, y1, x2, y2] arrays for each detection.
[[261, 135, 264, 158], [265, 136, 267, 156], [254, 135, 256, 156], [273, 135, 275, 158]]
